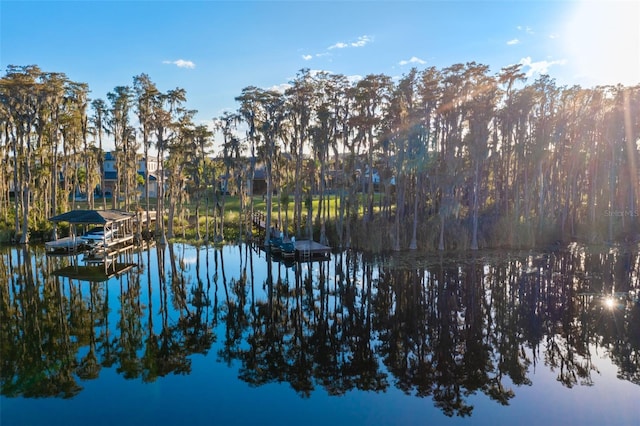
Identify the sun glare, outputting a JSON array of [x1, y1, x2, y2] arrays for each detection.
[[563, 1, 640, 86], [604, 297, 616, 310]]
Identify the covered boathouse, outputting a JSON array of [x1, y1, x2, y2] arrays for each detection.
[[46, 209, 138, 273]]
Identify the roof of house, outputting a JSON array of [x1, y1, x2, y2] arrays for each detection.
[[49, 209, 136, 225], [103, 171, 160, 181], [138, 171, 158, 181], [253, 168, 266, 180]]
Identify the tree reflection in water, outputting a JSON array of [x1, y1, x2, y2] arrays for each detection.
[[0, 242, 638, 417]]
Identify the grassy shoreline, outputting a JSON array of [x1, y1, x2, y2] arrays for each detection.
[[2, 193, 637, 253]]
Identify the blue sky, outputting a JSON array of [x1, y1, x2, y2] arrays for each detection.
[[2, 0, 639, 150]]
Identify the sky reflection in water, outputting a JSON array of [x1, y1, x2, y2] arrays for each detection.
[[1, 243, 639, 425]]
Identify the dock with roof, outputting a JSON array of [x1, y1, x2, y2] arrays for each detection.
[[46, 209, 140, 273]]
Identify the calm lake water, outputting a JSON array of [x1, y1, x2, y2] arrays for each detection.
[[1, 242, 639, 425]]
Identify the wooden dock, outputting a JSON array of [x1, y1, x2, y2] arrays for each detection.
[[253, 211, 281, 234], [253, 212, 331, 261], [253, 211, 267, 231], [45, 237, 86, 254], [136, 210, 157, 225], [294, 240, 331, 261]]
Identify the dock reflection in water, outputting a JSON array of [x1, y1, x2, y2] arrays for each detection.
[[1, 242, 639, 425]]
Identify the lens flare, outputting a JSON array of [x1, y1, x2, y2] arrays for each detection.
[[563, 0, 640, 86], [603, 297, 616, 309]]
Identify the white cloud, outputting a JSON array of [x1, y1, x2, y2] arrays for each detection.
[[351, 35, 371, 47], [328, 35, 372, 50], [519, 56, 566, 77], [329, 42, 348, 50], [517, 25, 534, 35], [301, 52, 330, 61], [346, 74, 363, 85], [399, 56, 426, 66], [507, 38, 520, 45], [268, 83, 291, 94], [302, 35, 371, 64], [163, 59, 195, 69]]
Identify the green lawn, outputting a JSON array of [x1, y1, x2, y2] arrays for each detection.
[[57, 192, 386, 242]]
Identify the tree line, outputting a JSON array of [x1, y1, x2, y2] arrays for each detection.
[[1, 64, 639, 250]]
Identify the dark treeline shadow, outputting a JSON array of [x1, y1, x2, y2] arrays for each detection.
[[0, 243, 638, 417]]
